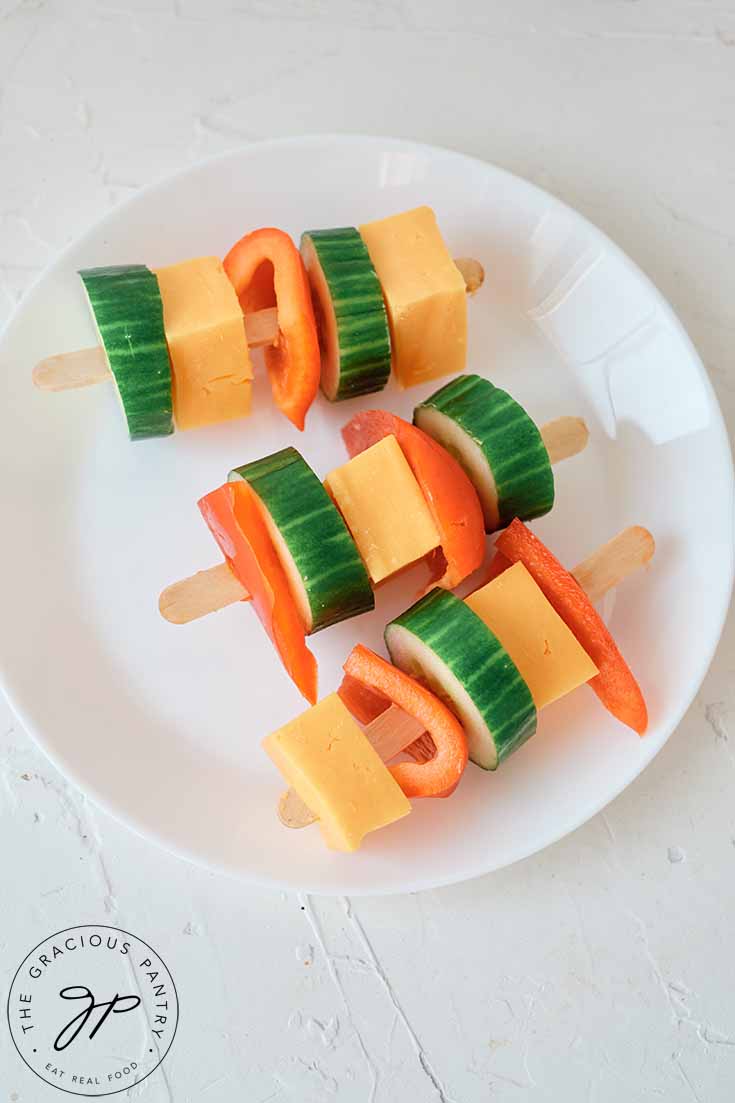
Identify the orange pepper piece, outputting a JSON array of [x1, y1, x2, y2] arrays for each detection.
[[198, 481, 317, 704], [341, 410, 485, 590], [337, 673, 389, 725], [495, 519, 647, 734], [343, 644, 468, 799], [224, 227, 320, 431]]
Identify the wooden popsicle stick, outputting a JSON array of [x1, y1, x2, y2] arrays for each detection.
[[278, 788, 319, 829], [243, 306, 280, 349], [540, 417, 589, 465], [158, 563, 249, 624], [32, 346, 111, 391], [158, 415, 591, 625], [279, 523, 655, 830], [33, 259, 483, 393], [454, 256, 484, 294], [278, 704, 424, 829], [572, 526, 655, 604], [32, 307, 280, 392], [358, 704, 427, 761]]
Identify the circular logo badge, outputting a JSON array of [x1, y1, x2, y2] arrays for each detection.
[[7, 925, 179, 1097]]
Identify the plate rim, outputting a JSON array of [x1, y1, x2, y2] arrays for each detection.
[[1, 132, 733, 895]]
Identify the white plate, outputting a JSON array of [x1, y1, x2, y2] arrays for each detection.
[[0, 135, 732, 895]]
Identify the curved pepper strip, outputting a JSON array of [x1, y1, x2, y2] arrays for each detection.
[[224, 228, 320, 430], [338, 673, 389, 725], [339, 673, 439, 773], [343, 645, 468, 799], [342, 410, 485, 590], [199, 481, 318, 704], [495, 519, 647, 734]]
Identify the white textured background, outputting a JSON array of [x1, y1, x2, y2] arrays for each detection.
[[2, 1, 735, 1100]]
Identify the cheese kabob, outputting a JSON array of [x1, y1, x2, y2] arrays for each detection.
[[265, 522, 654, 851], [32, 208, 482, 434], [159, 388, 588, 700]]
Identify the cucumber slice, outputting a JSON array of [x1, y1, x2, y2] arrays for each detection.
[[230, 447, 374, 633], [79, 265, 173, 440], [385, 588, 536, 770], [301, 227, 391, 401], [414, 374, 554, 531]]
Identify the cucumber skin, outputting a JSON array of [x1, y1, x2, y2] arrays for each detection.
[[416, 374, 554, 527], [230, 447, 374, 633], [386, 588, 537, 769], [302, 228, 391, 400], [79, 265, 173, 440]]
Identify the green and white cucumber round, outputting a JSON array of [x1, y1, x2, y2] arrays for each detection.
[[414, 374, 554, 531], [301, 227, 391, 401], [79, 264, 173, 440], [229, 447, 374, 633], [385, 588, 537, 770]]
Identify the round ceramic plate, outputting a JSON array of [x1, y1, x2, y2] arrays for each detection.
[[0, 135, 732, 895]]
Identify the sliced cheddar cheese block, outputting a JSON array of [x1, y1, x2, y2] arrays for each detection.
[[358, 207, 466, 388], [263, 692, 411, 851], [155, 256, 253, 431], [466, 561, 598, 709], [324, 435, 441, 584]]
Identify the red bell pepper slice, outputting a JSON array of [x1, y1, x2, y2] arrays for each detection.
[[342, 410, 485, 590], [338, 673, 389, 725], [343, 645, 468, 799], [495, 519, 647, 734], [224, 227, 320, 431], [198, 481, 317, 704]]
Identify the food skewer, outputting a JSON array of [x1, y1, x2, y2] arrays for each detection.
[[276, 524, 655, 831], [158, 414, 589, 625], [32, 257, 483, 393]]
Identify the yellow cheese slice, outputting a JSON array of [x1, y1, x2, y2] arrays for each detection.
[[155, 256, 253, 431], [466, 562, 598, 709], [324, 435, 440, 584], [263, 693, 411, 852], [359, 206, 466, 388]]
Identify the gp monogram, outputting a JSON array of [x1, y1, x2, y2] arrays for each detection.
[[6, 925, 179, 1097]]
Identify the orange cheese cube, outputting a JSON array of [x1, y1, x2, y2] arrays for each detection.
[[324, 435, 440, 583], [466, 562, 598, 709], [359, 206, 466, 388], [263, 693, 411, 851], [155, 256, 253, 431]]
